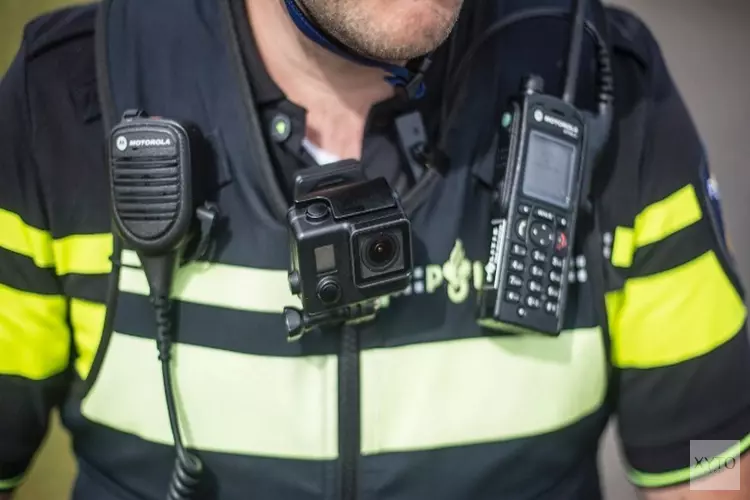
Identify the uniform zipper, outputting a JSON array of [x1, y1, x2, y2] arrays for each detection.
[[339, 325, 360, 500]]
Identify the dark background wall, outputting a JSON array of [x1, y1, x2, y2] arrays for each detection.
[[1, 1, 749, 499]]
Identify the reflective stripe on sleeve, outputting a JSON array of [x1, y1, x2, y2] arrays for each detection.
[[608, 250, 746, 368], [0, 208, 112, 275], [0, 282, 70, 380]]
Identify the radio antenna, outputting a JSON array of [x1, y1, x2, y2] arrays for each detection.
[[562, 0, 587, 104]]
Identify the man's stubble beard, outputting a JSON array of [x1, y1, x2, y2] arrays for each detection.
[[297, 0, 464, 61]]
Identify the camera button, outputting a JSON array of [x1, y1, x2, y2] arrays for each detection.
[[316, 278, 342, 306], [305, 202, 330, 222], [288, 271, 301, 295]]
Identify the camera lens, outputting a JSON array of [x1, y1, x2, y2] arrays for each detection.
[[363, 233, 398, 271]]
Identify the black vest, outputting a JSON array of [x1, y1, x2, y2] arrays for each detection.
[[71, 1, 619, 499]]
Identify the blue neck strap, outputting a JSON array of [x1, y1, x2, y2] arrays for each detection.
[[283, 0, 429, 100]]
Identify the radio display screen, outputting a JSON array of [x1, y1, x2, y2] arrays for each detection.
[[522, 130, 578, 209]]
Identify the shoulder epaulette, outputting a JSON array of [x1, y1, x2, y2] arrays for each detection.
[[605, 7, 656, 71], [24, 4, 98, 61]]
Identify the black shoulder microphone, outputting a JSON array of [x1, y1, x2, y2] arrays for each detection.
[[109, 109, 219, 500]]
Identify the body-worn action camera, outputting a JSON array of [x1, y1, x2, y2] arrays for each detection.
[[477, 75, 588, 336], [283, 161, 413, 340]]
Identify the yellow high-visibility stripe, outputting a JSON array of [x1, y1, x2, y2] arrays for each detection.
[[53, 233, 113, 275], [0, 208, 54, 267], [0, 474, 24, 491], [70, 299, 108, 380], [118, 250, 300, 313], [0, 283, 70, 380], [628, 432, 750, 488], [0, 208, 112, 275], [611, 227, 634, 268], [82, 328, 606, 459], [633, 184, 703, 247], [609, 250, 746, 368], [610, 184, 703, 269]]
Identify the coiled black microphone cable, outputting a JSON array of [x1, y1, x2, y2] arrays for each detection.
[[151, 292, 204, 500]]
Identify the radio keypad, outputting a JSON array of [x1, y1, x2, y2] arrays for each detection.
[[516, 219, 529, 239], [508, 275, 523, 288], [511, 244, 527, 257], [502, 201, 571, 320], [525, 296, 541, 309], [529, 222, 554, 248], [510, 259, 525, 273], [533, 208, 555, 222]]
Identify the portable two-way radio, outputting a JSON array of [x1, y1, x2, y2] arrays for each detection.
[[477, 76, 587, 335], [475, 0, 614, 336]]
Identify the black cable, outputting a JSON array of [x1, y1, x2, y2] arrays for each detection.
[[151, 295, 204, 500], [562, 0, 587, 104], [440, 6, 614, 147]]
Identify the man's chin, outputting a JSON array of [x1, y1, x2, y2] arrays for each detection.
[[301, 0, 462, 61], [362, 11, 461, 60]]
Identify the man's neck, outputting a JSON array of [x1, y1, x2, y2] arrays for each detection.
[[246, 0, 396, 160]]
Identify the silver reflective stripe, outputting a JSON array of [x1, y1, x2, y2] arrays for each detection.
[[82, 327, 607, 459], [82, 332, 340, 460], [118, 249, 300, 312]]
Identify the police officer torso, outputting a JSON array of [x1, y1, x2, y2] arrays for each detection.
[[20, 0, 647, 498]]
